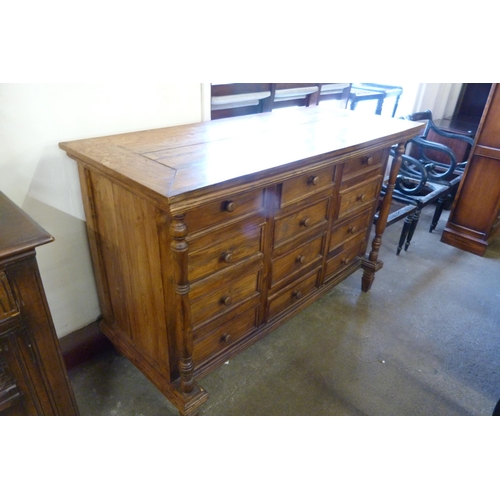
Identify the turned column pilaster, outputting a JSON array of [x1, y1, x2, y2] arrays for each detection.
[[170, 214, 195, 394], [362, 142, 406, 292]]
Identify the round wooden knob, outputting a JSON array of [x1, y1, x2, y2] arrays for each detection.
[[356, 193, 366, 202], [221, 333, 232, 343], [341, 257, 350, 265], [292, 290, 303, 300], [296, 255, 306, 264], [221, 295, 232, 306], [222, 251, 233, 263], [300, 217, 311, 227], [363, 156, 374, 166], [224, 201, 236, 212], [308, 175, 319, 186], [347, 226, 356, 234]]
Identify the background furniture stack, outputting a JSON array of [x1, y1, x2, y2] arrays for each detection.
[[210, 83, 404, 120], [210, 83, 352, 119]]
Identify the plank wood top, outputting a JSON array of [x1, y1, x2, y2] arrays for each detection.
[[59, 107, 423, 207]]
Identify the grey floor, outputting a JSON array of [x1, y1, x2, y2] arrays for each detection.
[[68, 205, 500, 416]]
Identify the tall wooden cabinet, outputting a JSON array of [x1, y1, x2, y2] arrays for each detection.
[[442, 84, 500, 255], [0, 192, 79, 416]]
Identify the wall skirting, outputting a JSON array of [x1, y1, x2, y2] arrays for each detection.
[[59, 319, 114, 370]]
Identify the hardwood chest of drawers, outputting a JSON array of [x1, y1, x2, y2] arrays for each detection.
[[60, 107, 422, 415], [0, 192, 79, 416]]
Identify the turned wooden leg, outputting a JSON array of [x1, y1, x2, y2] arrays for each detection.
[[430, 194, 447, 232], [405, 209, 421, 251], [362, 142, 405, 291], [397, 215, 413, 255]]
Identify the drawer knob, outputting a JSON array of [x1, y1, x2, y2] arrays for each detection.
[[221, 251, 233, 263], [363, 156, 374, 166], [356, 193, 366, 202], [221, 295, 232, 306], [292, 290, 303, 300], [341, 257, 350, 265], [308, 175, 320, 186], [223, 200, 236, 212], [296, 255, 306, 264], [348, 225, 356, 234], [300, 217, 311, 227], [221, 333, 232, 343]]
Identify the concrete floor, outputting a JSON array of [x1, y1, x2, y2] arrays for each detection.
[[68, 206, 500, 416]]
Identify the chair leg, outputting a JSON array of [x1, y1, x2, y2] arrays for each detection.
[[430, 194, 448, 232], [397, 214, 413, 255], [405, 209, 421, 251]]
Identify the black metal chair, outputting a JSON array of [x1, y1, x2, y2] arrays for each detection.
[[404, 111, 475, 232], [380, 151, 450, 254], [406, 110, 474, 181]]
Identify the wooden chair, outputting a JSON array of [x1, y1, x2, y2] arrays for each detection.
[[211, 83, 273, 120]]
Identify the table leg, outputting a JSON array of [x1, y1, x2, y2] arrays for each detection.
[[362, 142, 405, 291]]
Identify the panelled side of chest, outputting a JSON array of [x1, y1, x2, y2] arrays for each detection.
[[77, 165, 177, 382]]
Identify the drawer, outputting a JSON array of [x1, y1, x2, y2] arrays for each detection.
[[190, 268, 261, 326], [192, 305, 258, 367], [342, 149, 386, 179], [329, 209, 373, 253], [280, 163, 335, 207], [188, 222, 264, 282], [325, 233, 366, 280], [338, 177, 382, 219], [184, 188, 265, 234], [271, 233, 324, 287], [267, 269, 320, 319], [274, 197, 330, 246]]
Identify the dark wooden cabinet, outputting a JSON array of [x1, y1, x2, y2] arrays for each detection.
[[60, 107, 422, 415], [442, 84, 500, 256], [0, 193, 79, 416]]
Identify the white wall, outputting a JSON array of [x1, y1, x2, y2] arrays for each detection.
[[410, 83, 462, 119], [0, 83, 203, 338]]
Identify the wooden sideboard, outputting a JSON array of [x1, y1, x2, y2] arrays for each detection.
[[442, 83, 500, 255], [60, 107, 423, 415], [0, 192, 79, 416]]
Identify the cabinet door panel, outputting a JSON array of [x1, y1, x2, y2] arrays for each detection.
[[450, 156, 500, 234]]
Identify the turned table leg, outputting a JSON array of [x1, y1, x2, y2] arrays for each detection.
[[362, 142, 405, 292]]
